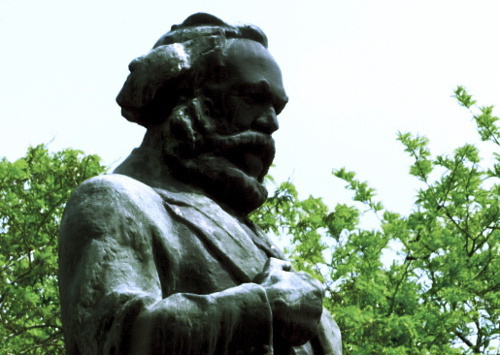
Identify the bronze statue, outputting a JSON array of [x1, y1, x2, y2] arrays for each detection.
[[58, 13, 341, 354]]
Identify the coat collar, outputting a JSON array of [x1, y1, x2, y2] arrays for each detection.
[[155, 186, 285, 283], [114, 148, 284, 282]]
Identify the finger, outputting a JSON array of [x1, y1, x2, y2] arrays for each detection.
[[294, 272, 325, 295], [268, 257, 292, 272], [282, 262, 292, 272], [253, 258, 275, 283]]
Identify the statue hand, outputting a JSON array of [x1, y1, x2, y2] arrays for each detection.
[[254, 258, 324, 346]]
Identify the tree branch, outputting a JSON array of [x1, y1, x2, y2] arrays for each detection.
[[453, 329, 474, 350]]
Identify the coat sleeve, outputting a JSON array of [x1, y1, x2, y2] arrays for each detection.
[[58, 176, 273, 354]]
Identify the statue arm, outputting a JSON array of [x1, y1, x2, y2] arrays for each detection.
[[58, 176, 273, 354]]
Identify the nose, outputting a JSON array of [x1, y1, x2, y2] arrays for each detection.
[[252, 106, 279, 134]]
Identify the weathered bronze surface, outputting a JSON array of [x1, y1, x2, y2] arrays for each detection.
[[59, 13, 341, 354]]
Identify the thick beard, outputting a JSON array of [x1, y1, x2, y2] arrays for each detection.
[[162, 98, 275, 216]]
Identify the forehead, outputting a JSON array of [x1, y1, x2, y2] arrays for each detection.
[[222, 39, 287, 98]]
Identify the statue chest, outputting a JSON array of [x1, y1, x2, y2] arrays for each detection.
[[153, 200, 278, 296]]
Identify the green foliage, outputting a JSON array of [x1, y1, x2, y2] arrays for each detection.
[[0, 145, 107, 354], [253, 88, 499, 354], [251, 180, 330, 280], [2, 88, 498, 353], [455, 86, 499, 146]]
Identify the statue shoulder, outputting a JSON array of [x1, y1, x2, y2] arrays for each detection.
[[64, 174, 165, 222], [59, 174, 174, 253], [74, 173, 158, 200]]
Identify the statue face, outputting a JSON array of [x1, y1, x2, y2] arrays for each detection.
[[203, 39, 288, 179], [207, 40, 288, 136], [162, 39, 288, 215]]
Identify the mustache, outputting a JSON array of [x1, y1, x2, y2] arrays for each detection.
[[204, 131, 276, 156], [199, 131, 276, 181]]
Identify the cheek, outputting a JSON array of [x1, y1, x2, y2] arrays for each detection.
[[226, 100, 263, 132], [213, 95, 263, 134], [230, 107, 255, 132]]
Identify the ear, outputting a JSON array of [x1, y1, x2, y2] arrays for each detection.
[[162, 100, 202, 157]]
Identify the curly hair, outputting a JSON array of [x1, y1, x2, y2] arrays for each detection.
[[116, 13, 268, 127]]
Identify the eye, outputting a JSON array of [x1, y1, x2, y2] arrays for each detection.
[[242, 92, 268, 105], [232, 82, 271, 104]]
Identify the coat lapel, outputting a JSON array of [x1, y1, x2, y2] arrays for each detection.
[[155, 188, 267, 283]]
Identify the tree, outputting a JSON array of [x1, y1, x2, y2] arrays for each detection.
[[0, 145, 106, 354], [251, 87, 499, 354], [1, 88, 497, 353]]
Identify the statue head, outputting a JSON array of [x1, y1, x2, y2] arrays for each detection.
[[117, 13, 288, 215]]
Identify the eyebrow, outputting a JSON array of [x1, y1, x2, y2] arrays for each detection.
[[234, 81, 287, 100]]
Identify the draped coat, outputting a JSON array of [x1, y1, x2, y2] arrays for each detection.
[[58, 148, 342, 354]]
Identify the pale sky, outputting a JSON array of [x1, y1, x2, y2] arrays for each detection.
[[1, 0, 499, 215]]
